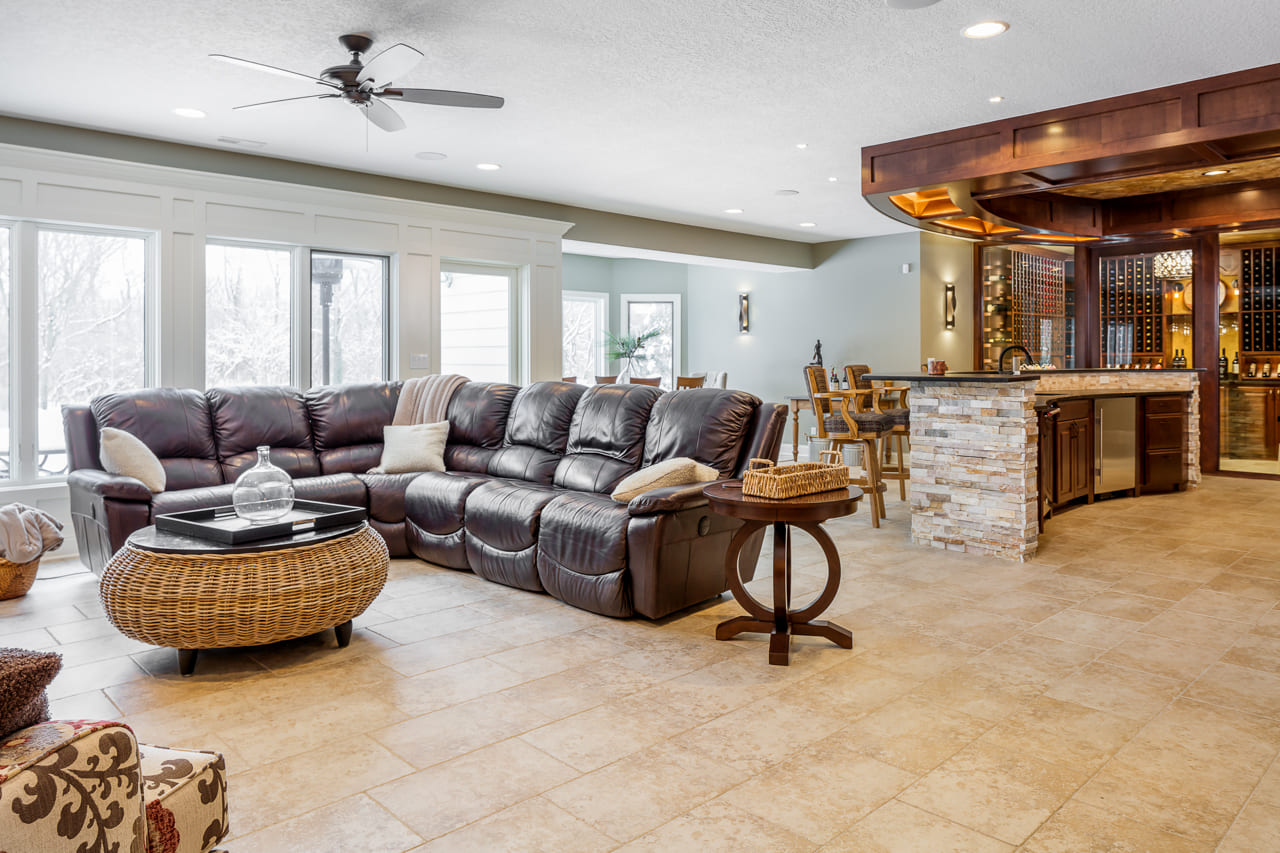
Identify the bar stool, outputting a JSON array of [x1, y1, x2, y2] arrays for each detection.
[[846, 364, 910, 501], [803, 365, 890, 525]]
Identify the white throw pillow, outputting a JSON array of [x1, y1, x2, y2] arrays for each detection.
[[99, 427, 166, 493], [611, 457, 720, 503], [369, 421, 449, 475]]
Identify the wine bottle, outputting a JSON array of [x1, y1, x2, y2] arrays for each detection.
[[829, 367, 839, 388], [1220, 348, 1228, 378], [1232, 352, 1239, 376]]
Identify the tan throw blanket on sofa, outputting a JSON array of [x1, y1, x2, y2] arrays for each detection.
[[393, 374, 469, 425]]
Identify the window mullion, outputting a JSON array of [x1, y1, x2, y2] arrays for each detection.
[[13, 222, 37, 482]]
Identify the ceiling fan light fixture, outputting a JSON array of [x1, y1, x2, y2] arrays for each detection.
[[476, 163, 502, 171], [172, 107, 206, 119], [964, 21, 1009, 39]]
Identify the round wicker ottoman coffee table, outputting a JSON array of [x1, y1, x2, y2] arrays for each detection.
[[100, 522, 389, 675]]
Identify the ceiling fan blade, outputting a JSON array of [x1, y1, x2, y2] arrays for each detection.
[[233, 93, 338, 110], [210, 54, 339, 88], [356, 43, 424, 85], [380, 88, 504, 109], [362, 97, 407, 132]]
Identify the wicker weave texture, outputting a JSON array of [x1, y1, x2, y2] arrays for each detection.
[[742, 455, 850, 500], [0, 558, 40, 600], [99, 526, 389, 649]]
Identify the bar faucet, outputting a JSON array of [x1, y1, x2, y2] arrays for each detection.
[[998, 345, 1031, 374]]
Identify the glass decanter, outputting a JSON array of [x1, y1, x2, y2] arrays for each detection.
[[232, 446, 295, 524]]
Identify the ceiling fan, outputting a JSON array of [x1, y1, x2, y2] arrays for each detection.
[[211, 33, 504, 132]]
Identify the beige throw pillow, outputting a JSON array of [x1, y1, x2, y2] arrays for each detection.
[[611, 457, 720, 503], [99, 427, 166, 492], [369, 421, 449, 474]]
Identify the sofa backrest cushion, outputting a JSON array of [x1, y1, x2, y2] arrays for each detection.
[[444, 382, 520, 473], [91, 388, 223, 490], [488, 381, 585, 483], [553, 384, 663, 494], [206, 386, 320, 481], [305, 382, 401, 474], [642, 388, 760, 477]]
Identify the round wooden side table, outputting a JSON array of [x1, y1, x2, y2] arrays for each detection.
[[703, 481, 862, 665]]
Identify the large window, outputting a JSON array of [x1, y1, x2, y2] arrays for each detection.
[[439, 264, 518, 382], [562, 290, 607, 382], [620, 293, 681, 389], [310, 252, 388, 386], [37, 228, 149, 477], [205, 242, 292, 387]]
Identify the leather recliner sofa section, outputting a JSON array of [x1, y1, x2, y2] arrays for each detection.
[[63, 380, 786, 619]]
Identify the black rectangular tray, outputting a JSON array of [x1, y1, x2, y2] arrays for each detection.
[[154, 500, 367, 545]]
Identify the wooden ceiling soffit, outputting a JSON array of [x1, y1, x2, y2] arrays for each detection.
[[861, 62, 1280, 242]]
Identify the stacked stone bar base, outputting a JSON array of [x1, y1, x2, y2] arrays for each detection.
[[909, 379, 1039, 560]]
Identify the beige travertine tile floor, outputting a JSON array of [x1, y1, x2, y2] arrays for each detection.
[[6, 476, 1280, 851]]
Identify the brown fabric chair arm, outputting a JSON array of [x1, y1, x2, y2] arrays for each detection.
[[627, 482, 713, 516], [67, 468, 154, 501]]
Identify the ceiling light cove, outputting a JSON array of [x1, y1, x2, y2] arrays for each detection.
[[476, 163, 502, 171], [1203, 169, 1230, 176], [723, 208, 744, 214], [415, 151, 447, 161], [964, 21, 1009, 39], [172, 107, 206, 119]]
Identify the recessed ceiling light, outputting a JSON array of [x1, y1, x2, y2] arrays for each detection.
[[795, 143, 808, 150], [963, 20, 1009, 39], [776, 189, 800, 196], [1203, 169, 1230, 176], [723, 208, 744, 214], [799, 222, 817, 228], [988, 95, 1005, 103], [172, 107, 206, 119], [475, 163, 501, 171], [415, 151, 447, 161], [828, 177, 839, 182]]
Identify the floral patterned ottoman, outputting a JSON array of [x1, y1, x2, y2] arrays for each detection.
[[0, 719, 227, 853]]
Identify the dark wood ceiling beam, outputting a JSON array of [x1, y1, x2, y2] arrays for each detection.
[[1188, 141, 1229, 163]]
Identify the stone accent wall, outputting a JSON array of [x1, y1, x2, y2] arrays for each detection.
[[1034, 371, 1201, 485], [908, 380, 1040, 560]]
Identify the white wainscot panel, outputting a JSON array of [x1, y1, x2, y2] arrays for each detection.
[[205, 202, 306, 241], [315, 215, 398, 251], [535, 239, 559, 264], [36, 183, 161, 226], [406, 224, 432, 254], [439, 229, 531, 264], [172, 198, 196, 231], [0, 178, 22, 208]]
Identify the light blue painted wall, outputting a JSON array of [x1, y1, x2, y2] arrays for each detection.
[[562, 254, 689, 372]]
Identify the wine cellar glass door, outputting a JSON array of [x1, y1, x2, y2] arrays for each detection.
[[1219, 233, 1280, 476], [1098, 250, 1193, 370]]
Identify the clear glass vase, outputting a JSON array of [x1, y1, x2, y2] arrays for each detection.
[[232, 446, 295, 524]]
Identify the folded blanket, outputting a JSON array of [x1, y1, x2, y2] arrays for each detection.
[[392, 374, 469, 425], [0, 504, 64, 564]]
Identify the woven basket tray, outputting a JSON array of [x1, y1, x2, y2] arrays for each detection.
[[0, 557, 40, 601], [742, 451, 850, 500]]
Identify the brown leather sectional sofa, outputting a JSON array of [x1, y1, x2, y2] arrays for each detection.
[[63, 380, 786, 618]]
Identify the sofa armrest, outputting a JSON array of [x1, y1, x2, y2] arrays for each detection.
[[0, 720, 145, 852], [67, 468, 153, 501], [627, 482, 712, 516]]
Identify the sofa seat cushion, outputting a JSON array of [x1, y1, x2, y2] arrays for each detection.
[[536, 492, 633, 616], [641, 388, 760, 477], [293, 474, 367, 508], [357, 473, 421, 523], [150, 484, 235, 520], [403, 471, 493, 569], [207, 386, 320, 481], [464, 481, 561, 591], [91, 388, 223, 490], [139, 742, 228, 853]]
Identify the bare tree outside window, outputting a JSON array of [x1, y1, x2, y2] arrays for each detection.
[[37, 230, 147, 476], [310, 253, 387, 386], [206, 243, 292, 387], [562, 292, 605, 381], [626, 301, 675, 388]]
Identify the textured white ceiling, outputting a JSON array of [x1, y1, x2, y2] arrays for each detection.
[[5, 0, 1280, 243]]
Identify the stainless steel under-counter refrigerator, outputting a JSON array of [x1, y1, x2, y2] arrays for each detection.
[[1095, 396, 1137, 495]]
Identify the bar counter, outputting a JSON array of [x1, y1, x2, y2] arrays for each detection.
[[865, 369, 1202, 561]]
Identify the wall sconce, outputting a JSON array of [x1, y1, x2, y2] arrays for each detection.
[[738, 293, 750, 333], [944, 282, 956, 330]]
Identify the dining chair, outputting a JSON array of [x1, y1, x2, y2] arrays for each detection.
[[629, 377, 662, 386], [803, 365, 889, 525], [594, 375, 618, 384], [561, 376, 577, 384], [676, 375, 705, 389]]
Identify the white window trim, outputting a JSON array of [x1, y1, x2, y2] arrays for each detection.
[[562, 290, 608, 380], [440, 261, 523, 384], [306, 249, 392, 387], [619, 292, 682, 385]]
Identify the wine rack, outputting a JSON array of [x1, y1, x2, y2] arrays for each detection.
[[1241, 247, 1279, 355], [980, 251, 1013, 370], [1100, 255, 1168, 367], [1013, 253, 1067, 364]]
